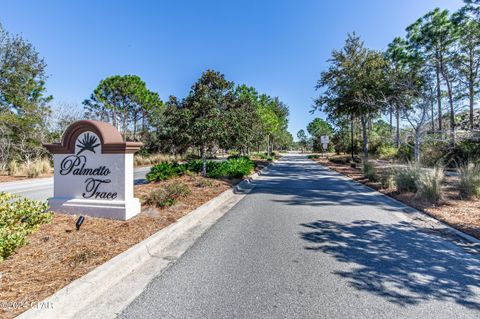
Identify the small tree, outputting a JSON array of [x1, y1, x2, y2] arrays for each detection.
[[182, 70, 234, 176], [297, 129, 308, 153]]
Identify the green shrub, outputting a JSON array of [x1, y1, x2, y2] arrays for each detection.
[[252, 153, 274, 161], [458, 161, 480, 199], [443, 141, 480, 168], [363, 162, 378, 181], [187, 158, 254, 179], [146, 162, 187, 182], [377, 145, 397, 160], [143, 182, 191, 207], [395, 164, 421, 192], [396, 143, 413, 162], [0, 192, 52, 261], [221, 157, 255, 178], [329, 156, 348, 164], [415, 166, 444, 203], [186, 160, 222, 175], [307, 154, 320, 159]]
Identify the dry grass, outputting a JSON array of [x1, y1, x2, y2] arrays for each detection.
[[134, 154, 184, 167], [316, 157, 480, 240], [0, 175, 232, 319], [1, 159, 52, 180]]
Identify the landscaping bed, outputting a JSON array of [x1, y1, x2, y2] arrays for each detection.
[[314, 157, 480, 240], [0, 157, 270, 319]]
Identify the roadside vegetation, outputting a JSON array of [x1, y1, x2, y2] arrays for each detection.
[[0, 193, 52, 261]]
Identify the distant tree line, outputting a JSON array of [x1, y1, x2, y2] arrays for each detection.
[[0, 22, 292, 172], [313, 0, 480, 165]]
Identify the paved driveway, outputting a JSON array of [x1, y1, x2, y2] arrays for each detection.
[[120, 155, 480, 318]]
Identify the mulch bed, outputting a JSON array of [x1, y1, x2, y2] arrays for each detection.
[[315, 158, 480, 240], [0, 174, 235, 319]]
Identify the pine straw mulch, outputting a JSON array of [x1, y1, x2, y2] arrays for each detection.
[[0, 175, 233, 319], [315, 158, 480, 240]]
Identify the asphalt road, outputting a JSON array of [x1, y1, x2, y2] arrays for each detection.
[[119, 154, 480, 319], [0, 166, 151, 201]]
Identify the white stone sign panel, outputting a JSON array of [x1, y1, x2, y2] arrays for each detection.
[[44, 120, 143, 220]]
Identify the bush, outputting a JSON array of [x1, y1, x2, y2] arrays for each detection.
[[143, 182, 191, 207], [252, 153, 274, 161], [0, 192, 52, 261], [187, 158, 254, 179], [221, 157, 255, 178], [415, 166, 444, 203], [396, 143, 413, 162], [458, 161, 480, 199], [376, 145, 397, 161], [186, 160, 222, 175], [307, 154, 320, 159], [395, 164, 421, 193], [146, 162, 187, 182], [363, 162, 378, 181]]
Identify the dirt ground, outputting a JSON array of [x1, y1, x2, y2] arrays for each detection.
[[315, 157, 480, 240]]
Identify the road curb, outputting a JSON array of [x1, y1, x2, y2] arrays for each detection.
[[315, 160, 480, 246], [17, 164, 270, 319]]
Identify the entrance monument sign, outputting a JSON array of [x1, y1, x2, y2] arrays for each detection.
[[43, 120, 143, 220]]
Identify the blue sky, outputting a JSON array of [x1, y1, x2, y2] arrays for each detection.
[[2, 0, 464, 138]]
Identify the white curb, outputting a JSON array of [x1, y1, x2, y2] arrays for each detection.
[[17, 165, 270, 319]]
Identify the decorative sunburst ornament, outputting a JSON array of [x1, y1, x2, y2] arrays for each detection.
[[76, 133, 100, 155]]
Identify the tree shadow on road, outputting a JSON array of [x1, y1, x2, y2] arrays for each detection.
[[300, 219, 480, 310]]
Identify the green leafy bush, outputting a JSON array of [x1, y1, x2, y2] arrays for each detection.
[[396, 143, 413, 162], [363, 162, 378, 181], [221, 157, 255, 178], [143, 182, 191, 207], [415, 166, 444, 203], [395, 164, 421, 193], [307, 154, 320, 159], [376, 145, 397, 160], [186, 160, 222, 175], [0, 192, 52, 261], [187, 158, 254, 179], [458, 161, 480, 199], [146, 162, 187, 182]]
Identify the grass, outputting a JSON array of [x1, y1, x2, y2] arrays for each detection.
[[458, 161, 480, 199], [134, 154, 181, 167], [395, 164, 421, 193], [415, 166, 444, 203], [363, 161, 378, 182], [8, 158, 52, 178]]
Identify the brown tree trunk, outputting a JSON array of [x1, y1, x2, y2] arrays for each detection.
[[395, 105, 400, 148], [435, 54, 443, 132], [360, 115, 369, 161]]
